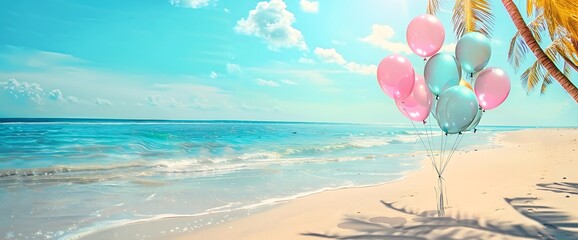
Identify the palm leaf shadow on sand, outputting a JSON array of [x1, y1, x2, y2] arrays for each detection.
[[506, 197, 578, 239], [301, 200, 578, 239], [536, 182, 578, 195]]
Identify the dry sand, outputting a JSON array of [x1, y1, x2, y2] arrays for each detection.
[[84, 129, 578, 239], [179, 129, 578, 239]]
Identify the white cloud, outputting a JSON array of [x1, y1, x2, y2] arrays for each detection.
[[210, 71, 218, 79], [361, 24, 412, 54], [1, 78, 44, 104], [169, 0, 215, 8], [0, 47, 86, 69], [314, 48, 377, 75], [146, 95, 162, 107], [146, 95, 182, 108], [224, 8, 230, 13], [247, 66, 337, 85], [298, 57, 315, 64], [94, 97, 113, 106], [256, 78, 280, 87], [146, 95, 212, 110], [226, 63, 241, 74], [66, 96, 80, 103], [332, 40, 346, 46], [281, 79, 297, 85], [1, 78, 86, 104], [343, 62, 377, 75], [314, 48, 346, 64], [49, 89, 63, 101], [235, 0, 307, 50], [300, 0, 319, 13]]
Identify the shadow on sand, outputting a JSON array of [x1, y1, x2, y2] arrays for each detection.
[[302, 198, 578, 240], [537, 182, 578, 196], [506, 197, 578, 239]]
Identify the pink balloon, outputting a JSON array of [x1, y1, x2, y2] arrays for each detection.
[[396, 74, 433, 122], [406, 14, 445, 58], [377, 54, 415, 100], [474, 67, 511, 110]]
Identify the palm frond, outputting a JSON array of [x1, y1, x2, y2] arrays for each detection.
[[427, 0, 443, 15], [520, 61, 545, 93], [507, 13, 548, 72], [540, 69, 554, 94], [554, 37, 578, 72], [544, 41, 561, 66], [527, 14, 546, 43], [507, 32, 529, 72], [529, 0, 578, 43], [561, 38, 578, 64], [564, 61, 572, 76], [452, 0, 495, 38]]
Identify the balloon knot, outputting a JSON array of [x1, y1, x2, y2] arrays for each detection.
[[423, 120, 427, 124], [470, 73, 473, 78], [459, 132, 462, 135], [474, 129, 477, 133], [436, 96, 439, 100]]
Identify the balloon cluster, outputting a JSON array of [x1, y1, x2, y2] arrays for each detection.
[[377, 14, 511, 134]]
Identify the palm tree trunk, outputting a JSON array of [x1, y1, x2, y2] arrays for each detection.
[[502, 0, 578, 102]]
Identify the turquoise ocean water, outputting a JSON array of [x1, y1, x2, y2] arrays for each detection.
[[0, 119, 522, 239]]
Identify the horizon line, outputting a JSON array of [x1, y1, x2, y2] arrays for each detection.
[[0, 117, 575, 128]]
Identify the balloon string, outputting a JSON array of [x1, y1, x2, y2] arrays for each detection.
[[441, 133, 464, 175], [441, 132, 449, 172], [440, 134, 458, 175], [445, 133, 463, 173], [423, 120, 434, 161], [402, 108, 441, 176], [428, 115, 435, 162], [444, 134, 464, 174], [409, 120, 440, 176], [439, 132, 445, 175]]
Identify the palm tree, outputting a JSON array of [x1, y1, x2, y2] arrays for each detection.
[[427, 0, 578, 102]]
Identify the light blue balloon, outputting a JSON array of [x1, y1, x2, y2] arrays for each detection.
[[435, 86, 479, 134], [424, 53, 461, 96], [455, 32, 492, 73], [465, 107, 483, 131]]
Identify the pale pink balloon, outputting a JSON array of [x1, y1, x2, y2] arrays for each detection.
[[396, 74, 433, 122], [406, 14, 445, 58], [377, 54, 415, 100], [474, 67, 511, 110]]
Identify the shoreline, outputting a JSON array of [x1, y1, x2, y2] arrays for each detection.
[[78, 129, 496, 239], [82, 128, 578, 239], [79, 154, 430, 240], [180, 128, 578, 239]]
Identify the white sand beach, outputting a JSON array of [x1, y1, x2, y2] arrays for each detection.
[[82, 129, 578, 239], [176, 129, 578, 239]]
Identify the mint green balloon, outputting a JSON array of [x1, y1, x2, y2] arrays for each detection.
[[435, 86, 479, 134], [465, 107, 483, 131], [424, 53, 461, 96], [455, 32, 492, 73]]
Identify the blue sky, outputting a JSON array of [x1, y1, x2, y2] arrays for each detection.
[[0, 0, 576, 126]]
